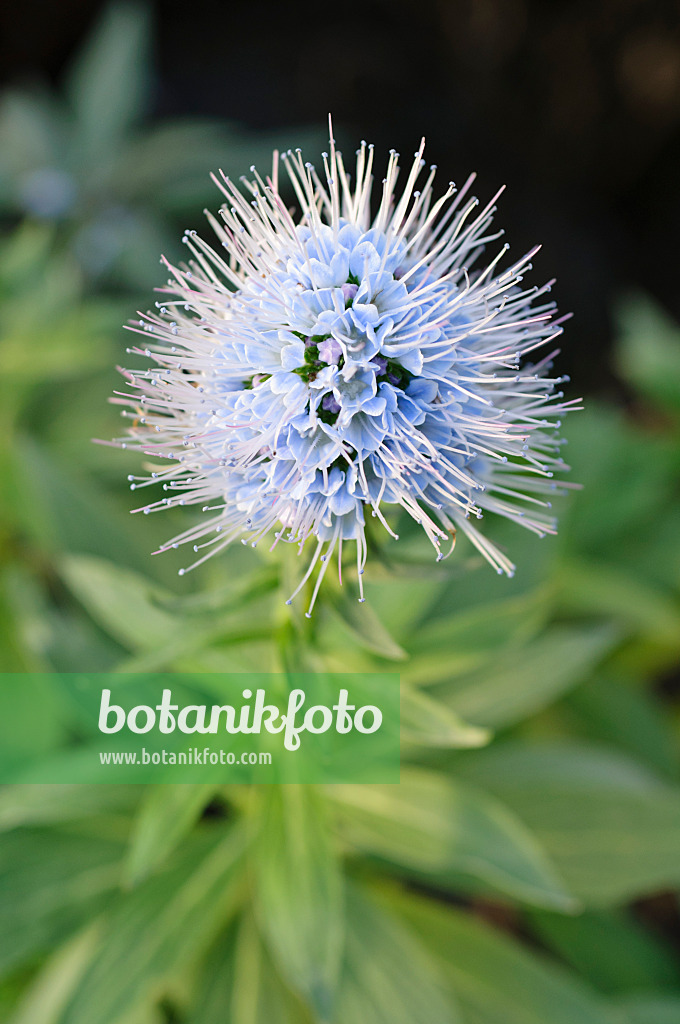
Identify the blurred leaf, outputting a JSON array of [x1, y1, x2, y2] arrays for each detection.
[[615, 293, 680, 412], [527, 908, 680, 995], [360, 574, 439, 636], [418, 518, 562, 624], [439, 624, 620, 729], [0, 674, 68, 767], [123, 784, 219, 887], [393, 888, 623, 1024], [0, 572, 40, 671], [59, 555, 181, 650], [118, 122, 327, 210], [564, 674, 678, 779], [557, 561, 680, 650], [0, 220, 54, 285], [252, 786, 344, 1020], [59, 828, 246, 1024], [7, 438, 170, 581], [191, 924, 239, 1024], [334, 884, 458, 1024], [194, 916, 310, 1024], [57, 553, 274, 668], [330, 768, 575, 910], [0, 305, 114, 383], [457, 742, 680, 904], [66, 3, 150, 165], [563, 404, 678, 558], [0, 827, 123, 977], [609, 500, 680, 594], [7, 924, 103, 1024], [401, 591, 552, 687], [324, 583, 407, 661], [0, 564, 58, 671], [400, 685, 490, 748], [409, 590, 550, 662], [616, 994, 680, 1024], [0, 785, 140, 832], [0, 91, 62, 189]]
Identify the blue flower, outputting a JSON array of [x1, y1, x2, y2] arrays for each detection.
[[114, 127, 579, 614]]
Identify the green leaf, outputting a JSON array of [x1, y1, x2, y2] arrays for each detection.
[[7, 925, 103, 1024], [527, 908, 680, 995], [457, 742, 680, 904], [438, 624, 620, 729], [329, 768, 575, 910], [58, 555, 181, 651], [565, 673, 679, 779], [324, 583, 407, 661], [0, 92, 61, 184], [400, 685, 490, 748], [392, 888, 622, 1024], [616, 994, 680, 1024], [334, 884, 458, 1024], [58, 554, 274, 666], [252, 786, 344, 1021], [360, 576, 442, 636], [191, 923, 239, 1024], [118, 122, 327, 210], [408, 590, 550, 664], [611, 501, 680, 595], [7, 438, 170, 582], [615, 293, 680, 412], [0, 827, 123, 977], [562, 404, 678, 558], [0, 569, 40, 671], [66, 3, 151, 163], [59, 828, 246, 1024], [0, 308, 114, 384], [557, 560, 680, 650], [0, 784, 140, 832], [194, 916, 310, 1024], [123, 785, 219, 887]]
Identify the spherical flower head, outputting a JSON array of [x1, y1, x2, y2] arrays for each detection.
[[112, 125, 579, 615]]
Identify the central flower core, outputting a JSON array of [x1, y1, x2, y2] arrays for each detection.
[[225, 219, 459, 540]]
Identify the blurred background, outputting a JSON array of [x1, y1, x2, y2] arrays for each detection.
[[1, 3, 680, 1024], [3, 0, 680, 388]]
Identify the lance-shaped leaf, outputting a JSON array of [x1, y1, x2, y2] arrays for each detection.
[[334, 883, 458, 1024], [324, 584, 407, 661], [194, 916, 310, 1024], [0, 784, 140, 832], [123, 784, 219, 886], [439, 623, 620, 728], [392, 887, 623, 1024], [59, 827, 246, 1024], [330, 768, 575, 910], [400, 684, 490, 748], [0, 828, 123, 977], [457, 742, 680, 905], [615, 994, 680, 1024], [527, 908, 680, 995], [252, 786, 344, 1021], [66, 3, 151, 164]]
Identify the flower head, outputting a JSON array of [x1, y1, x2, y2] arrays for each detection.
[[112, 124, 578, 614]]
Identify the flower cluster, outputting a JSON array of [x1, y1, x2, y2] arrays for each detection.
[[111, 127, 578, 614]]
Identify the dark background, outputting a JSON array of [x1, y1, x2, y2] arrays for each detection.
[[3, 0, 680, 392]]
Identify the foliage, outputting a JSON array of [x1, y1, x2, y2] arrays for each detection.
[[1, 7, 680, 1022], [0, 3, 322, 290]]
